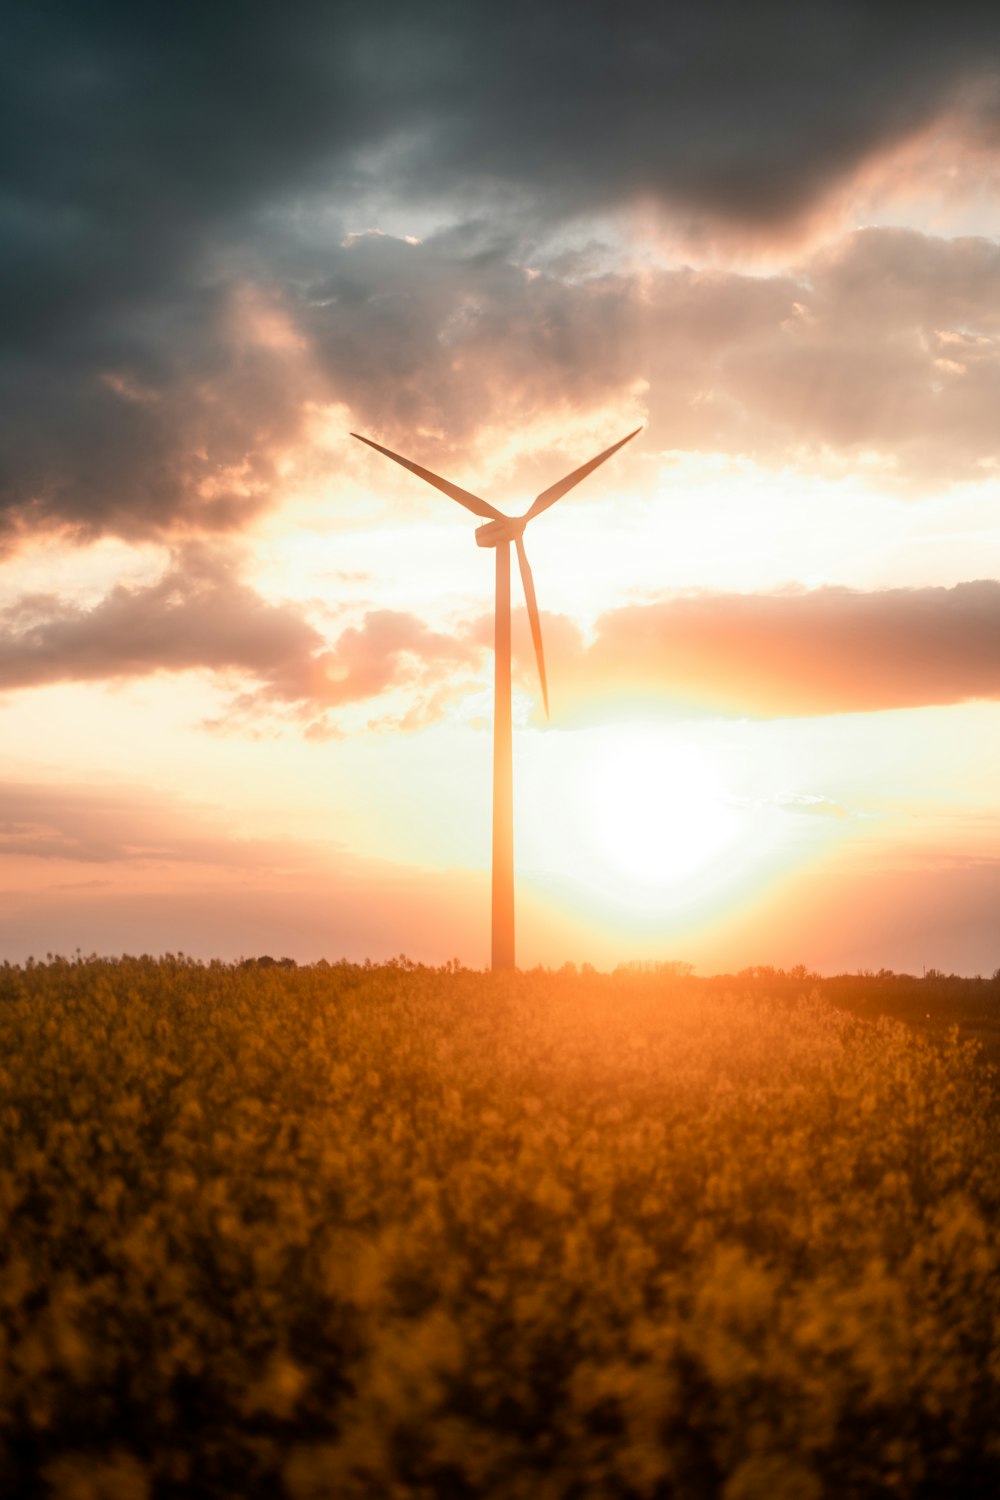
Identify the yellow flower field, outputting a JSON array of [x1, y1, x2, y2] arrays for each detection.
[[1, 957, 998, 1499]]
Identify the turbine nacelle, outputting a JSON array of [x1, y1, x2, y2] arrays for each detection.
[[474, 516, 525, 548]]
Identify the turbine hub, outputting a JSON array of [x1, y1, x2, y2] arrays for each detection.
[[475, 516, 525, 548]]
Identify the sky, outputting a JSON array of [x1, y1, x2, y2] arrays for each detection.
[[2, 0, 999, 973]]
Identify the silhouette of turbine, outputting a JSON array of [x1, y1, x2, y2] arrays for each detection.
[[352, 425, 641, 970]]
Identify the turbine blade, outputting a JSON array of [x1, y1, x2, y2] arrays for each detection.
[[351, 433, 505, 521], [514, 534, 549, 719], [523, 425, 642, 522]]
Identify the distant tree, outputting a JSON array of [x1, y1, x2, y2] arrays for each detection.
[[614, 959, 694, 978]]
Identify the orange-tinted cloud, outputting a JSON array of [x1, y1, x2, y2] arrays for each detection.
[[4, 550, 998, 723], [0, 544, 483, 720], [0, 780, 330, 869], [711, 228, 1000, 480], [0, 545, 323, 698], [551, 580, 1000, 718]]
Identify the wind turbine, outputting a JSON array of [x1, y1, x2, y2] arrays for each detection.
[[352, 424, 641, 970]]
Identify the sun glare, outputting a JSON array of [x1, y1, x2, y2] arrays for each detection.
[[584, 730, 739, 888]]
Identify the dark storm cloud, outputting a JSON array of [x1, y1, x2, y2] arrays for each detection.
[[4, 0, 1000, 541], [322, 224, 1000, 482], [0, 285, 316, 545], [0, 544, 481, 712], [0, 0, 367, 541], [305, 225, 640, 448], [392, 1, 1000, 227], [554, 579, 1000, 717]]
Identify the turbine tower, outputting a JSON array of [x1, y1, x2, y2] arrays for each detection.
[[352, 425, 641, 970]]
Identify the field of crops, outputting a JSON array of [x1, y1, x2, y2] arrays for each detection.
[[2, 957, 998, 1499]]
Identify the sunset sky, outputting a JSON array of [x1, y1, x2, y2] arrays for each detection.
[[2, 0, 999, 972]]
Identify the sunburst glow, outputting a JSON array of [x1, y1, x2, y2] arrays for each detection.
[[582, 729, 740, 887]]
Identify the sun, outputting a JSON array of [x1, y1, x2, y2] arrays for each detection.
[[582, 728, 740, 888], [517, 721, 762, 924]]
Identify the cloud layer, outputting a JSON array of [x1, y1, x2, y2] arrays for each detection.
[[0, 544, 481, 722], [334, 224, 1000, 483], [0, 779, 327, 868], [4, 1, 1000, 543], [6, 217, 1000, 551], [562, 580, 1000, 717], [4, 556, 998, 722]]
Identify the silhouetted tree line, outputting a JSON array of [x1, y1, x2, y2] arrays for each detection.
[[600, 959, 1000, 1041], [695, 963, 1000, 1039]]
